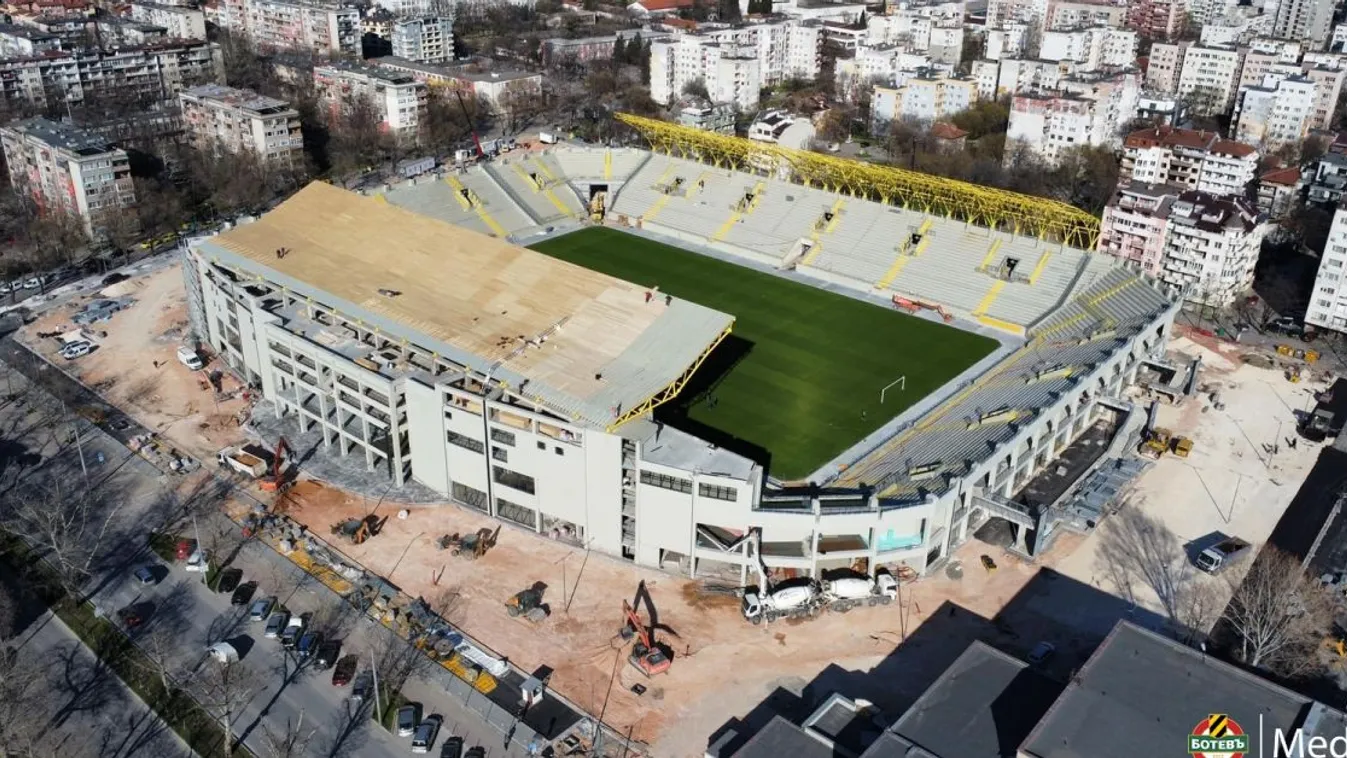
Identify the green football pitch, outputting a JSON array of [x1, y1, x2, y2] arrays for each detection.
[[529, 227, 998, 480]]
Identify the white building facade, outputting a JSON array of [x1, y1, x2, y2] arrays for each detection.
[[391, 16, 454, 63]]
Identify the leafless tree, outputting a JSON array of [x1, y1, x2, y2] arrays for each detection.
[[0, 483, 130, 601], [187, 657, 264, 756], [1222, 546, 1334, 677], [126, 580, 195, 690], [0, 644, 55, 754], [262, 710, 319, 758]]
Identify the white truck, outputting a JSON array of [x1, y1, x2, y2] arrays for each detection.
[[821, 574, 898, 612], [176, 345, 204, 370], [742, 583, 819, 625], [1196, 537, 1252, 574], [217, 446, 267, 478]]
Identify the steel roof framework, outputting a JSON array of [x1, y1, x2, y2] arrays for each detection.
[[615, 113, 1102, 250]]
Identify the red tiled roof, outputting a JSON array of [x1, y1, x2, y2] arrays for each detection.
[[632, 0, 694, 10], [930, 122, 968, 140], [1260, 166, 1301, 186], [1211, 139, 1256, 157]]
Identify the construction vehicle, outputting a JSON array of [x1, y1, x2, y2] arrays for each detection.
[[589, 192, 606, 221], [505, 582, 549, 623], [821, 574, 898, 612], [620, 600, 671, 676], [1196, 537, 1252, 574], [436, 526, 499, 559], [216, 445, 267, 478], [259, 437, 292, 492], [1139, 427, 1173, 459], [454, 90, 485, 159], [742, 529, 820, 624], [1300, 379, 1347, 442], [891, 296, 954, 323], [330, 515, 380, 545], [1172, 436, 1193, 458]]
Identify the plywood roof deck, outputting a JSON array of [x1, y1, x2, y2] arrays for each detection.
[[207, 182, 734, 427]]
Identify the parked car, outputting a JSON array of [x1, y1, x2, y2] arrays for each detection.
[[133, 565, 157, 585], [1267, 316, 1303, 336], [249, 596, 275, 622], [184, 549, 208, 572], [280, 615, 305, 648], [216, 568, 242, 594], [315, 639, 340, 669], [208, 642, 239, 664], [21, 277, 39, 290], [117, 604, 145, 629], [411, 716, 441, 753], [396, 704, 420, 737], [230, 581, 256, 606], [264, 611, 289, 639], [464, 747, 485, 758], [296, 630, 321, 660], [350, 671, 372, 700], [60, 341, 93, 360], [439, 736, 464, 758], [332, 654, 358, 687], [1027, 641, 1056, 665], [102, 273, 129, 287]]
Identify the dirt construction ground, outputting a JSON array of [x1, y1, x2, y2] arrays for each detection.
[[26, 264, 1330, 757], [17, 265, 252, 461]]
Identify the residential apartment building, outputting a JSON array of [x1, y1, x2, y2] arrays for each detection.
[[1173, 44, 1244, 114], [1145, 41, 1188, 93], [217, 0, 359, 56], [984, 24, 1028, 61], [371, 57, 543, 114], [0, 40, 223, 113], [1039, 26, 1137, 70], [391, 16, 452, 63], [870, 73, 976, 131], [1234, 73, 1317, 148], [1099, 183, 1174, 275], [313, 61, 427, 134], [648, 22, 822, 108], [1126, 0, 1185, 40], [1119, 126, 1258, 197], [1258, 165, 1302, 218], [1045, 0, 1127, 30], [179, 83, 303, 166], [985, 57, 1070, 98], [541, 29, 645, 67], [1306, 206, 1347, 333], [129, 2, 206, 39], [1006, 71, 1140, 164], [1197, 8, 1273, 45], [0, 118, 136, 237], [1272, 0, 1333, 50]]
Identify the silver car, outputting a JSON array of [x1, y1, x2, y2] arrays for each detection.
[[264, 610, 288, 638], [396, 704, 420, 737]]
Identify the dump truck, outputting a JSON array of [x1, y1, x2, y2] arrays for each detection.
[[1300, 379, 1347, 442], [1196, 537, 1252, 574], [217, 446, 267, 478], [821, 574, 898, 612]]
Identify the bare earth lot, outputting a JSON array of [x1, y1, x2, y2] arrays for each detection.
[[23, 265, 1330, 757]]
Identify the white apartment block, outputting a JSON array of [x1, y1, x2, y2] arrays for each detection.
[[1045, 0, 1128, 30], [1120, 125, 1258, 197], [835, 45, 935, 98], [373, 0, 434, 14], [649, 23, 821, 109], [1006, 72, 1139, 164], [179, 84, 303, 166], [1159, 191, 1268, 306], [0, 41, 223, 114], [1099, 182, 1174, 276], [1145, 41, 1188, 93], [1272, 0, 1333, 50], [391, 16, 453, 63], [989, 57, 1070, 98], [218, 0, 359, 56], [1234, 73, 1317, 148], [0, 118, 136, 238], [865, 12, 963, 65], [1174, 44, 1244, 114], [870, 74, 976, 130], [984, 24, 1028, 61], [130, 2, 207, 39], [313, 61, 427, 134], [1334, 22, 1347, 53], [986, 0, 1049, 28], [1306, 206, 1347, 334], [1039, 27, 1137, 70], [1197, 9, 1274, 45], [369, 58, 543, 115], [0, 24, 59, 57]]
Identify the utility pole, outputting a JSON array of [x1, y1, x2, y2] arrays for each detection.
[[370, 653, 382, 725]]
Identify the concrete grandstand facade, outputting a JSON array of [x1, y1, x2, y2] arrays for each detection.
[[183, 140, 1178, 582]]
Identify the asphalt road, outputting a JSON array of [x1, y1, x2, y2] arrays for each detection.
[[10, 609, 191, 758], [0, 335, 544, 758]]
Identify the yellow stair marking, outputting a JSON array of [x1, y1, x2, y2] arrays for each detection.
[[799, 198, 847, 267], [686, 171, 711, 197], [652, 162, 678, 189], [875, 217, 932, 289], [475, 205, 507, 237], [972, 280, 1007, 316], [512, 162, 572, 217], [977, 314, 1026, 335], [445, 175, 473, 210], [604, 151, 613, 179], [644, 193, 673, 222], [711, 181, 765, 242], [374, 193, 389, 203], [822, 198, 845, 233], [979, 238, 1003, 269], [533, 158, 561, 184], [512, 162, 541, 190], [1028, 249, 1053, 284]]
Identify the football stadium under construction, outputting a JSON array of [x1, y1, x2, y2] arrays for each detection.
[[181, 117, 1180, 582]]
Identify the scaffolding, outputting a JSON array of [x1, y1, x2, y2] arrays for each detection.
[[615, 113, 1101, 250]]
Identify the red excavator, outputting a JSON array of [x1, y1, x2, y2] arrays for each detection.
[[259, 437, 292, 492], [621, 600, 671, 676]]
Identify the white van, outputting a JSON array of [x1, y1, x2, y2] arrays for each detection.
[[176, 346, 203, 370]]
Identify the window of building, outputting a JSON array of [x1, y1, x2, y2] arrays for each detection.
[[447, 430, 484, 453], [490, 428, 516, 447], [496, 497, 535, 528], [537, 441, 546, 450], [698, 483, 737, 502], [452, 481, 488, 512], [492, 466, 535, 495], [492, 446, 508, 463], [554, 446, 564, 456], [640, 470, 692, 494]]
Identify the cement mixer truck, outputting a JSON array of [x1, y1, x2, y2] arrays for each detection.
[[742, 583, 820, 624], [821, 574, 898, 612]]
